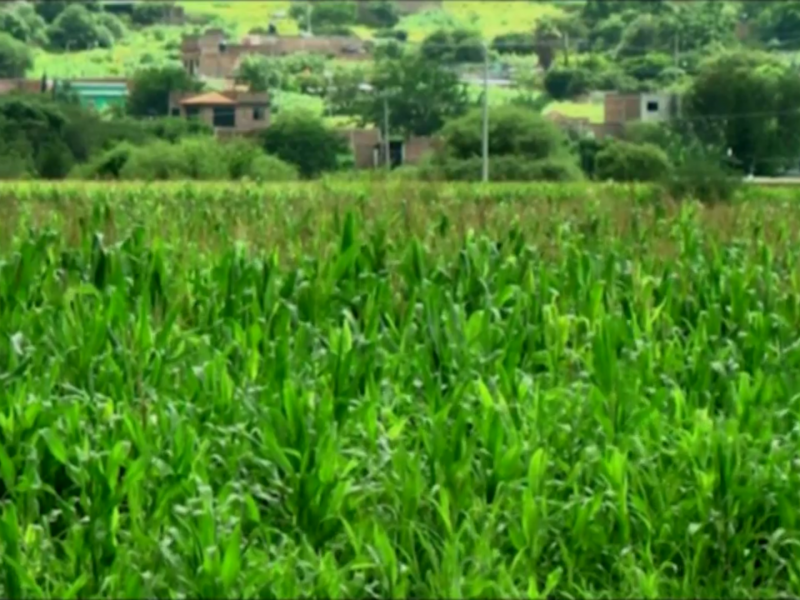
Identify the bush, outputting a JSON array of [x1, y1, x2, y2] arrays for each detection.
[[70, 142, 135, 180], [96, 12, 127, 40], [441, 105, 571, 162], [260, 110, 350, 178], [246, 154, 298, 181], [357, 1, 399, 28], [75, 136, 298, 182], [131, 3, 173, 27], [374, 28, 407, 41], [544, 66, 591, 100], [662, 157, 740, 204], [425, 155, 583, 182], [595, 140, 672, 182], [492, 32, 535, 55], [0, 32, 34, 77]]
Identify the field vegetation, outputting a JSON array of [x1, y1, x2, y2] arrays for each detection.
[[0, 181, 799, 597]]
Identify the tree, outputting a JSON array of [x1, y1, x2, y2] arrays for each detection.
[[0, 2, 48, 44], [685, 50, 800, 176], [131, 2, 174, 27], [127, 66, 203, 118], [421, 28, 484, 64], [260, 110, 349, 178], [235, 56, 283, 92], [0, 32, 33, 78], [357, 52, 468, 137], [492, 33, 535, 56], [357, 1, 399, 28], [46, 4, 111, 50], [755, 2, 800, 49], [326, 65, 370, 116]]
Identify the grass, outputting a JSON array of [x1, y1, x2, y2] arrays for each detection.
[[1, 180, 800, 597]]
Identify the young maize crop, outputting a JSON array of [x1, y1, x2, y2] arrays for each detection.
[[0, 181, 799, 597]]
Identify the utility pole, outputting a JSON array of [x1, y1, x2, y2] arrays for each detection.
[[383, 93, 391, 170], [563, 32, 570, 67], [481, 41, 489, 182], [306, 1, 312, 35]]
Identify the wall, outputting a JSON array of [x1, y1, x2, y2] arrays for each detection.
[[182, 32, 369, 78], [604, 94, 642, 125]]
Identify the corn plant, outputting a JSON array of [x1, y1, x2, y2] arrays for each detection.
[[0, 182, 799, 598]]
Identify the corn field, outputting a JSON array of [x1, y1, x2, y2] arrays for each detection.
[[1, 181, 800, 598]]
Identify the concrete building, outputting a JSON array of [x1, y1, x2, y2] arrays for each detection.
[[168, 90, 271, 136], [181, 29, 369, 79], [603, 92, 682, 134]]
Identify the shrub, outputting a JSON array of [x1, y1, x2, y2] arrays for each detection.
[[595, 140, 672, 182], [662, 157, 740, 204], [131, 3, 173, 27], [357, 1, 399, 28], [492, 32, 535, 55], [0, 32, 34, 77], [96, 12, 127, 40], [441, 105, 570, 162], [47, 4, 110, 50], [426, 155, 583, 182], [70, 142, 135, 180], [246, 154, 298, 181], [260, 110, 350, 178], [544, 66, 591, 100]]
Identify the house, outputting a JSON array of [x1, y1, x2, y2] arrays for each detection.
[[339, 128, 438, 169], [63, 79, 130, 110], [0, 77, 130, 111], [603, 91, 681, 134], [181, 29, 369, 79], [168, 90, 270, 136]]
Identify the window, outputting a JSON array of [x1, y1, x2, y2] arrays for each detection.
[[185, 106, 200, 119], [213, 106, 236, 128], [646, 100, 659, 112], [253, 106, 266, 121], [171, 107, 180, 117]]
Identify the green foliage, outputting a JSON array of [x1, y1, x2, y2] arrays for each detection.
[[0, 32, 34, 77], [359, 52, 468, 136], [426, 155, 584, 182], [684, 50, 800, 176], [441, 105, 573, 163], [3, 179, 799, 596], [620, 52, 673, 82], [595, 140, 672, 181], [662, 153, 740, 204], [260, 109, 349, 178], [421, 28, 484, 64], [46, 3, 113, 50], [127, 66, 203, 118], [130, 2, 174, 27], [95, 11, 127, 41], [356, 1, 399, 29], [0, 2, 48, 45], [491, 32, 534, 56], [543, 66, 590, 100], [290, 1, 357, 31]]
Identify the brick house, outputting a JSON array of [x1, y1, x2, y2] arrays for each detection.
[[168, 90, 270, 136], [338, 128, 439, 169], [182, 30, 369, 79], [602, 92, 681, 136]]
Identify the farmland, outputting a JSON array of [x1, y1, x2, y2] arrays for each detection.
[[1, 181, 800, 597]]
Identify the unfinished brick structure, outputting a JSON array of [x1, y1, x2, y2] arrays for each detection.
[[603, 92, 681, 134], [182, 29, 369, 79], [338, 128, 438, 169], [168, 90, 271, 136]]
